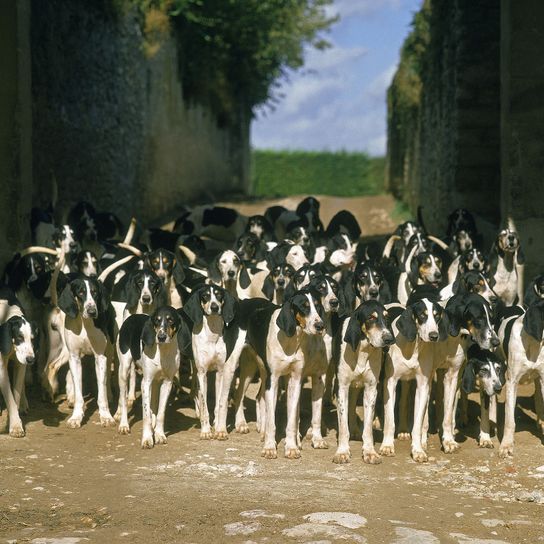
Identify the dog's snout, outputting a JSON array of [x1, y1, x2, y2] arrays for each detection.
[[383, 332, 395, 346], [473, 261, 480, 269], [277, 277, 285, 287], [87, 306, 97, 318], [26, 355, 35, 365], [314, 321, 325, 333], [157, 332, 167, 343], [368, 287, 379, 297], [491, 337, 500, 347], [494, 383, 503, 393], [227, 270, 236, 278], [429, 331, 439, 342], [142, 295, 152, 304], [210, 302, 219, 313], [330, 298, 339, 308]]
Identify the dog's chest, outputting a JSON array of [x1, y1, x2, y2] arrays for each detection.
[[494, 258, 517, 303], [301, 334, 331, 376], [66, 318, 107, 355], [192, 318, 226, 369], [141, 344, 180, 379]]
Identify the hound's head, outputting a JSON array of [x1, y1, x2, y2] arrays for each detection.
[[145, 248, 181, 285], [235, 232, 264, 263], [308, 275, 341, 314], [210, 250, 241, 285], [75, 250, 99, 277], [531, 275, 544, 300], [126, 269, 164, 309], [456, 271, 497, 304], [446, 293, 499, 350], [454, 230, 474, 253], [396, 297, 448, 343], [344, 300, 394, 350], [523, 299, 544, 342], [327, 234, 355, 269], [411, 251, 443, 288], [397, 221, 422, 247], [58, 276, 109, 320], [143, 306, 182, 345], [462, 345, 505, 397], [182, 285, 236, 326], [246, 215, 271, 239], [78, 203, 98, 242], [53, 225, 78, 254], [0, 315, 35, 365], [497, 228, 520, 253], [276, 291, 325, 337], [407, 232, 429, 255], [262, 264, 295, 301], [287, 225, 311, 247], [354, 261, 384, 301], [459, 248, 486, 273], [293, 264, 320, 290], [447, 208, 476, 235]]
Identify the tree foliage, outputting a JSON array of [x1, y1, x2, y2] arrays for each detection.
[[122, 0, 336, 123]]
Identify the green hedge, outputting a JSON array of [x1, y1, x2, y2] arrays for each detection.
[[251, 149, 385, 197]]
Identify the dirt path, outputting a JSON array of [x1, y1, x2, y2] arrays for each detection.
[[1, 195, 543, 544]]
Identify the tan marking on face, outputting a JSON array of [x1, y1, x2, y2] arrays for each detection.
[[296, 313, 307, 328]]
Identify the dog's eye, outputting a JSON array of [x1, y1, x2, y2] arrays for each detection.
[[435, 258, 442, 266], [362, 272, 368, 278], [215, 291, 223, 301], [233, 257, 240, 265]]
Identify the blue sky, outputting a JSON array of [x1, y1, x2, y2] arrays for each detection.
[[251, 0, 422, 156]]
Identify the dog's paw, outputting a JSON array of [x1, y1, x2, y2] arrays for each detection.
[[199, 430, 214, 440], [499, 443, 514, 458], [397, 432, 411, 441], [284, 447, 301, 459], [311, 437, 329, 449], [9, 424, 25, 438], [154, 432, 167, 445], [412, 449, 428, 463], [141, 435, 154, 449], [332, 451, 351, 464], [363, 450, 382, 465], [379, 444, 395, 457], [215, 431, 228, 441], [235, 423, 250, 434], [66, 416, 82, 429], [443, 440, 460, 454], [479, 437, 494, 449], [118, 424, 130, 435], [100, 415, 116, 427], [261, 447, 278, 459]]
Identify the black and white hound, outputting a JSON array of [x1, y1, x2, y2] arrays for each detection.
[[488, 227, 525, 306], [178, 285, 243, 440], [116, 306, 182, 447], [333, 300, 394, 464], [498, 299, 544, 457], [239, 290, 326, 458], [0, 297, 35, 437], [57, 276, 116, 428], [144, 248, 186, 308], [381, 289, 449, 461], [261, 263, 295, 305], [447, 248, 487, 284], [461, 344, 506, 448]]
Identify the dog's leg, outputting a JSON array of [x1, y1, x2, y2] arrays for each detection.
[[140, 374, 154, 448], [94, 354, 115, 426], [190, 361, 200, 418], [380, 374, 398, 456], [213, 366, 224, 432], [13, 362, 28, 413], [499, 375, 519, 458], [154, 378, 172, 445], [411, 371, 431, 462], [323, 362, 335, 407], [65, 369, 75, 408], [397, 379, 411, 440], [458, 389, 469, 428], [116, 355, 131, 434], [262, 374, 279, 459], [284, 373, 302, 459], [479, 390, 493, 448], [67, 354, 84, 428], [308, 372, 328, 449], [333, 380, 351, 463], [361, 380, 381, 464], [0, 359, 25, 437], [127, 365, 137, 410], [348, 385, 361, 439], [197, 369, 213, 439], [256, 368, 267, 438], [534, 378, 544, 434], [233, 352, 257, 434], [441, 367, 461, 453]]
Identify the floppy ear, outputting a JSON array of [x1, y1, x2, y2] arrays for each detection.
[[125, 276, 140, 310], [254, 240, 267, 262], [445, 296, 464, 337], [208, 255, 222, 284], [283, 281, 296, 301], [261, 274, 275, 301], [239, 264, 251, 289], [344, 315, 364, 352], [141, 319, 156, 347], [396, 307, 417, 341], [176, 315, 193, 359], [461, 360, 477, 394], [341, 278, 357, 313], [276, 301, 297, 337], [172, 260, 185, 285], [58, 284, 78, 318], [438, 311, 449, 342], [451, 274, 462, 295], [516, 247, 525, 265], [408, 256, 419, 287], [97, 281, 109, 316], [488, 243, 499, 273], [379, 278, 392, 304], [222, 290, 237, 325], [183, 291, 204, 327], [0, 323, 12, 356], [523, 304, 544, 341]]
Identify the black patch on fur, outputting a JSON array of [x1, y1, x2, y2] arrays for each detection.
[[396, 307, 417, 342], [202, 207, 237, 228], [239, 265, 251, 289], [344, 314, 364, 351], [523, 300, 544, 342], [0, 321, 13, 356], [276, 300, 297, 337], [58, 284, 79, 319], [261, 274, 275, 301], [325, 210, 361, 240]]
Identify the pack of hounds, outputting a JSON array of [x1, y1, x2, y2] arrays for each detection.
[[1, 198, 543, 464]]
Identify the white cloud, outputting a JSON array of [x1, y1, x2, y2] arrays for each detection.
[[325, 0, 402, 19], [363, 63, 397, 102]]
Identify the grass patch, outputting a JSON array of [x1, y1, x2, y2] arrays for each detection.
[[251, 149, 385, 197]]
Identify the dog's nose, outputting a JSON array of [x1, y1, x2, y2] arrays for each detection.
[[383, 333, 395, 346], [157, 332, 167, 343], [26, 355, 35, 365], [142, 295, 151, 304], [314, 322, 325, 333], [369, 287, 379, 297], [434, 272, 442, 280], [87, 307, 97, 318], [277, 277, 285, 287], [429, 331, 439, 342], [210, 303, 219, 313], [69, 242, 78, 250], [494, 383, 503, 393], [227, 270, 236, 278], [491, 337, 500, 347], [473, 261, 480, 269], [330, 298, 339, 308]]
